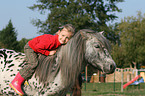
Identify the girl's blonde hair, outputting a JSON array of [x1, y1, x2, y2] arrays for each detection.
[[61, 24, 75, 35]]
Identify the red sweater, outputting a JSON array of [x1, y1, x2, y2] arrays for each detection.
[[28, 34, 61, 56]]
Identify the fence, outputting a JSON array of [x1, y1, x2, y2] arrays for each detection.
[[81, 68, 145, 95], [82, 82, 145, 96], [89, 68, 140, 83]]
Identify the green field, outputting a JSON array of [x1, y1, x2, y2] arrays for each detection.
[[82, 82, 145, 96]]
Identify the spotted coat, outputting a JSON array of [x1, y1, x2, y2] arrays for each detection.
[[0, 49, 67, 96]]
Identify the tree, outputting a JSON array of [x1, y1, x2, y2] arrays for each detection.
[[18, 38, 30, 52], [0, 42, 5, 48], [0, 20, 20, 51], [111, 11, 145, 68], [29, 0, 124, 40]]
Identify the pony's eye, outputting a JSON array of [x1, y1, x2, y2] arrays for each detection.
[[94, 45, 100, 48]]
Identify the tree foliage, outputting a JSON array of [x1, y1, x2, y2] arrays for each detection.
[[0, 20, 20, 51], [111, 11, 145, 68], [18, 38, 30, 52], [29, 0, 124, 40]]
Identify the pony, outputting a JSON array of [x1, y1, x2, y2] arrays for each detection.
[[0, 29, 116, 96]]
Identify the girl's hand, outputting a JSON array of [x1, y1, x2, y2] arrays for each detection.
[[49, 50, 57, 55]]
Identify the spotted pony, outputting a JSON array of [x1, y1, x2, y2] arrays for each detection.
[[0, 29, 116, 96]]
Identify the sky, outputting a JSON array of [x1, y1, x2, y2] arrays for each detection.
[[0, 0, 145, 40]]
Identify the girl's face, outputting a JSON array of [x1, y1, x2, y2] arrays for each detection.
[[58, 28, 73, 44]]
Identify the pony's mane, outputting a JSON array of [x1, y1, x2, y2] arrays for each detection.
[[58, 30, 86, 87], [35, 29, 111, 87]]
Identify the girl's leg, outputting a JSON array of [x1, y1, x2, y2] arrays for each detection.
[[9, 43, 38, 95]]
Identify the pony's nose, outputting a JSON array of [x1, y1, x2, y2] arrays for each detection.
[[109, 64, 116, 73], [103, 63, 116, 74]]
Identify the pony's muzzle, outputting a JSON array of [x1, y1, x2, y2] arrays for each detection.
[[104, 63, 116, 74]]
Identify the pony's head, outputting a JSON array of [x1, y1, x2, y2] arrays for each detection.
[[80, 29, 116, 74]]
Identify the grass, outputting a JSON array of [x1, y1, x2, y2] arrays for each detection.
[[1, 82, 145, 96], [82, 82, 145, 96]]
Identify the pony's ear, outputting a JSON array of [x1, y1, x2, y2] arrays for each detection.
[[99, 31, 104, 35]]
